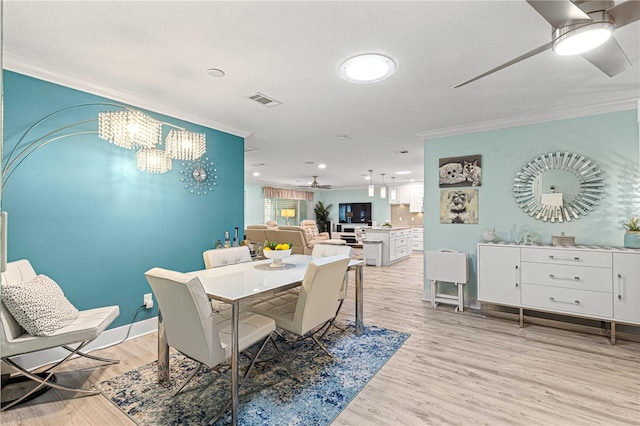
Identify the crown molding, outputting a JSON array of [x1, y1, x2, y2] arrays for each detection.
[[416, 97, 638, 140], [4, 53, 253, 138]]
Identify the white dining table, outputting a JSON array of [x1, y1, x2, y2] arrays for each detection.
[[156, 254, 364, 426]]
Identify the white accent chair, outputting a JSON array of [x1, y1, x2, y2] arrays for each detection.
[[250, 256, 350, 359], [203, 246, 252, 269], [1, 259, 120, 411], [144, 267, 299, 422]]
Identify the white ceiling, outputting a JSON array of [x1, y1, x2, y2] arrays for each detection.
[[3, 1, 639, 190]]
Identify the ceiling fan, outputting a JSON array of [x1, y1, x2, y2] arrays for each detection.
[[453, 0, 640, 88], [299, 176, 332, 189]]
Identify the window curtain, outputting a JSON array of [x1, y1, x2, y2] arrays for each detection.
[[263, 187, 314, 226], [263, 187, 314, 201]]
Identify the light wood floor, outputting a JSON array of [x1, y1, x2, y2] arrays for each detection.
[[2, 253, 639, 425]]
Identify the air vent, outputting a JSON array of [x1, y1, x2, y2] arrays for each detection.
[[389, 150, 410, 155], [247, 92, 282, 108], [245, 146, 259, 154]]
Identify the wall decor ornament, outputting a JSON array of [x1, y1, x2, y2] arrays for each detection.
[[179, 157, 218, 195], [439, 154, 482, 187], [512, 151, 604, 223], [440, 189, 478, 224]]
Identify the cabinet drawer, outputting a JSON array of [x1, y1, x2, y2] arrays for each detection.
[[521, 262, 612, 292], [391, 229, 411, 237], [521, 248, 611, 268], [522, 284, 613, 318], [412, 241, 423, 251]]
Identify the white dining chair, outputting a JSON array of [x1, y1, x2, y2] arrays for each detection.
[[203, 246, 252, 313], [250, 255, 350, 360], [203, 246, 252, 269], [311, 244, 353, 337], [144, 267, 299, 422]]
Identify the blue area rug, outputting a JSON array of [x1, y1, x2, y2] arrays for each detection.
[[98, 323, 409, 425]]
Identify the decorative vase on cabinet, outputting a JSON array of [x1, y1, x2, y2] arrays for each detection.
[[624, 231, 640, 249], [624, 218, 640, 248]]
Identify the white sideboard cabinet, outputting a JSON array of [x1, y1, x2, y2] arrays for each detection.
[[478, 243, 640, 343]]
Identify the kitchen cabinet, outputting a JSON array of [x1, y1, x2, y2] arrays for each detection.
[[409, 184, 423, 213]]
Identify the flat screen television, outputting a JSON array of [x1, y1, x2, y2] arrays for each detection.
[[338, 202, 372, 224]]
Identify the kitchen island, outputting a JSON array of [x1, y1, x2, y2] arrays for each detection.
[[364, 227, 411, 266]]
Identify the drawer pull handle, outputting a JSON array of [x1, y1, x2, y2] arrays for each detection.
[[549, 297, 580, 305], [548, 255, 580, 262], [549, 274, 580, 281], [617, 273, 623, 300]]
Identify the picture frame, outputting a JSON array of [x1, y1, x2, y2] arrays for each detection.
[[438, 154, 482, 187], [439, 189, 479, 224]]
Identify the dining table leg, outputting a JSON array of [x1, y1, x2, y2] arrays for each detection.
[[355, 264, 364, 336], [157, 309, 170, 383], [231, 301, 240, 425]]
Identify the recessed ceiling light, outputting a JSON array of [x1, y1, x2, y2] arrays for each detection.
[[339, 54, 397, 84], [365, 176, 371, 181], [207, 68, 226, 78], [395, 171, 412, 175], [318, 164, 327, 169], [337, 134, 349, 140], [252, 172, 260, 177], [305, 161, 315, 165]]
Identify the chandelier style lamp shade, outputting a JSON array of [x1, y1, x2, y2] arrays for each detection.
[[165, 129, 206, 161], [380, 173, 387, 199], [98, 109, 161, 149], [136, 148, 172, 174], [390, 176, 397, 201], [368, 169, 374, 197]]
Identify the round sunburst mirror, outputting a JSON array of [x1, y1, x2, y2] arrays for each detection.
[[513, 152, 604, 222]]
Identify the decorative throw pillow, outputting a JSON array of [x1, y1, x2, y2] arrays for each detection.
[[1, 274, 80, 336]]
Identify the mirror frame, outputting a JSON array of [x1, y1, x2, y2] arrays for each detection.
[[513, 152, 604, 222]]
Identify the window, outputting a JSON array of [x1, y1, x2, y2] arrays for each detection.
[[264, 198, 309, 226]]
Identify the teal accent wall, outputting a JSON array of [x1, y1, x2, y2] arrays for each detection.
[[2, 71, 245, 328], [424, 109, 640, 306]]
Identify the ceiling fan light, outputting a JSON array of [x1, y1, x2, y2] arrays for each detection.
[[552, 21, 614, 56]]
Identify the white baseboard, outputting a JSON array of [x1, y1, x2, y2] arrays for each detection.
[[2, 317, 158, 373]]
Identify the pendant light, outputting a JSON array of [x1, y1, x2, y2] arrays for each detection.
[[380, 173, 387, 199], [368, 169, 374, 197], [390, 176, 397, 201]]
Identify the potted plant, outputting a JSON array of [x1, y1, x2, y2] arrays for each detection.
[[313, 201, 332, 234], [624, 217, 640, 249]]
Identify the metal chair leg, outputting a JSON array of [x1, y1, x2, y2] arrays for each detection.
[[269, 335, 303, 383], [172, 363, 202, 397], [61, 345, 120, 365], [1, 340, 98, 411]]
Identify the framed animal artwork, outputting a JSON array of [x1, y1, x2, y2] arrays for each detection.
[[438, 154, 482, 187], [440, 189, 479, 224]]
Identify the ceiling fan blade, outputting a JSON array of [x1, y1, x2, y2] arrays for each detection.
[[452, 41, 553, 88], [607, 0, 640, 28], [526, 0, 592, 28], [580, 35, 632, 77]]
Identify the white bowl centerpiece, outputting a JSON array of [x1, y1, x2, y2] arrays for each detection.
[[262, 242, 293, 267]]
